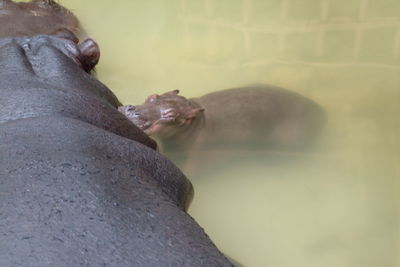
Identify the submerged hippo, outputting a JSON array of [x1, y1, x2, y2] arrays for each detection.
[[0, 0, 99, 72], [119, 86, 325, 164], [0, 35, 232, 266]]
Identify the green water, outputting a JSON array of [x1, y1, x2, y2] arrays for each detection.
[[57, 1, 400, 266]]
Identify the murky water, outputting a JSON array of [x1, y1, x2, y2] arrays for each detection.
[[56, 1, 400, 266]]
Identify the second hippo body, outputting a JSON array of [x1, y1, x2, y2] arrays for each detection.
[[119, 85, 325, 160]]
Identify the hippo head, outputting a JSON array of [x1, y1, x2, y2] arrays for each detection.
[[0, 0, 100, 72], [0, 0, 78, 36], [119, 90, 204, 138]]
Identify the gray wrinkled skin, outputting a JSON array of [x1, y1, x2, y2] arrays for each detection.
[[0, 35, 233, 266]]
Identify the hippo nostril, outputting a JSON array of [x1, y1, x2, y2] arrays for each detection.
[[127, 105, 136, 111]]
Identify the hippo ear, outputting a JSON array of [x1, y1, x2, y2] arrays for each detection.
[[145, 94, 159, 103], [185, 108, 204, 119], [78, 38, 100, 72], [164, 89, 179, 95], [160, 108, 179, 121]]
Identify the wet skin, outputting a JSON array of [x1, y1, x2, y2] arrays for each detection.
[[0, 0, 100, 72], [119, 86, 325, 158], [0, 35, 233, 266]]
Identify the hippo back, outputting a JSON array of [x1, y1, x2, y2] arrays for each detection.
[[194, 85, 325, 150], [0, 35, 232, 266]]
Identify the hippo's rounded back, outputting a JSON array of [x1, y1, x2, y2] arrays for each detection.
[[0, 35, 233, 266]]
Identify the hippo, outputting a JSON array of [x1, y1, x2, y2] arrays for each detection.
[[0, 34, 233, 266], [118, 86, 325, 166], [0, 0, 100, 72]]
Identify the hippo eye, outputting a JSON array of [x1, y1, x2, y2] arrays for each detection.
[[54, 29, 79, 44], [146, 94, 159, 103]]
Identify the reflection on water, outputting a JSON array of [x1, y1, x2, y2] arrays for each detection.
[[60, 1, 400, 266]]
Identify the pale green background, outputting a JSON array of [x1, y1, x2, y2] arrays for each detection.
[[49, 0, 400, 266]]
